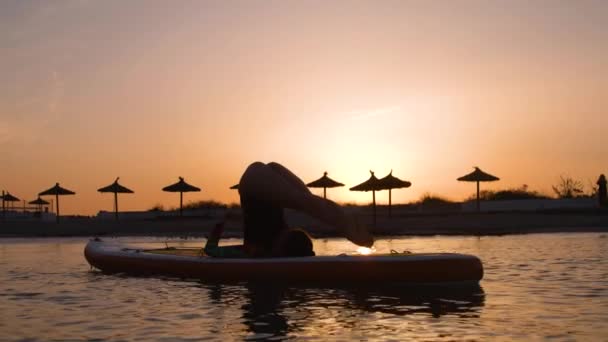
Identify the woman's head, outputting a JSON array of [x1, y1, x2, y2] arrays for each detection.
[[273, 228, 315, 257]]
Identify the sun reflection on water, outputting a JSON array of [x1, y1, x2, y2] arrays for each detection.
[[356, 246, 376, 255]]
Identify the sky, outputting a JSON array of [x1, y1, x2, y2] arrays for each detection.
[[1, 0, 607, 215]]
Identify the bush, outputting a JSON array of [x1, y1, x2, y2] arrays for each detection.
[[417, 192, 454, 205], [467, 185, 550, 201], [183, 200, 228, 210], [552, 175, 585, 199], [148, 204, 164, 212]]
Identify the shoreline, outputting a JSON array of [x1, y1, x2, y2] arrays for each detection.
[[1, 211, 607, 238], [1, 228, 606, 239]]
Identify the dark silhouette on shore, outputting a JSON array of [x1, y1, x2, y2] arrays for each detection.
[[458, 167, 499, 211], [98, 177, 134, 221], [1, 191, 19, 221], [39, 183, 75, 223], [378, 170, 411, 218], [350, 171, 383, 226], [306, 171, 344, 199], [598, 174, 607, 207], [28, 196, 49, 214], [4, 165, 606, 223], [2, 192, 19, 208], [162, 177, 201, 217]]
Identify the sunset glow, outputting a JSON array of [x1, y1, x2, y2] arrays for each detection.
[[1, 1, 606, 215]]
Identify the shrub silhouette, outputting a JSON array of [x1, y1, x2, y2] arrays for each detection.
[[552, 175, 585, 199]]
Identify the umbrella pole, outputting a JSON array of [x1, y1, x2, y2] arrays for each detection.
[[56, 193, 60, 223], [1, 190, 4, 221], [372, 190, 376, 227], [476, 181, 480, 212], [323, 187, 326, 199], [114, 192, 119, 221], [389, 189, 392, 218], [180, 192, 183, 217]]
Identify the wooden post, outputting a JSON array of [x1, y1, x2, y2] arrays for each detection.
[[476, 181, 480, 212], [388, 189, 392, 218], [114, 192, 119, 221], [180, 192, 183, 217], [56, 193, 60, 223], [372, 190, 376, 227]]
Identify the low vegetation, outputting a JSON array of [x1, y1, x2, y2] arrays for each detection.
[[467, 185, 551, 201], [148, 204, 165, 212], [412, 193, 459, 212], [148, 200, 240, 212], [552, 175, 590, 199], [182, 200, 229, 210], [416, 193, 455, 205]]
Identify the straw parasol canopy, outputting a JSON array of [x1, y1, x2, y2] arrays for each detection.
[[39, 183, 76, 223], [457, 167, 499, 211], [162, 177, 201, 217], [307, 172, 344, 199], [378, 170, 411, 217], [350, 171, 383, 226], [2, 193, 19, 201], [98, 177, 134, 221], [230, 184, 239, 190], [29, 196, 50, 212], [2, 192, 20, 209]]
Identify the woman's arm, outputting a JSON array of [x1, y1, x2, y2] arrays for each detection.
[[204, 222, 247, 258]]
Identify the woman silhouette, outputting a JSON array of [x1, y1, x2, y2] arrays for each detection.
[[206, 162, 374, 257]]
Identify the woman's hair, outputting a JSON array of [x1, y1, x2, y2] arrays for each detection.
[[273, 228, 315, 257]]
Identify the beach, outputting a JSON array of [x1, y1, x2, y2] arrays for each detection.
[[2, 209, 607, 238]]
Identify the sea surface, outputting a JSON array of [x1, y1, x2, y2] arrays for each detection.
[[0, 233, 607, 341]]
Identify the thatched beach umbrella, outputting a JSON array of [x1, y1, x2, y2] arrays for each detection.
[[350, 171, 383, 226], [39, 183, 75, 223], [162, 177, 201, 217], [230, 184, 239, 190], [98, 177, 134, 221], [307, 172, 344, 199], [2, 192, 20, 209], [457, 167, 499, 211], [29, 196, 49, 213], [378, 170, 411, 218]]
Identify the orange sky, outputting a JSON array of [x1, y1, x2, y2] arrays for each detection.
[[1, 1, 607, 215]]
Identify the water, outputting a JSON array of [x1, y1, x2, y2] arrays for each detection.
[[0, 233, 607, 341]]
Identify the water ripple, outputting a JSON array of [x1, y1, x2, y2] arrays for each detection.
[[0, 234, 607, 341]]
